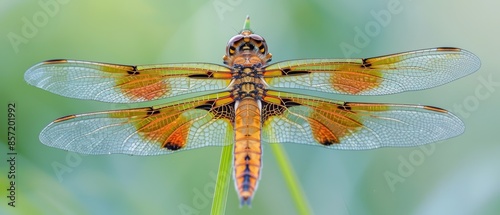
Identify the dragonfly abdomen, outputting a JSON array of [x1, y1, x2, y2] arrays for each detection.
[[234, 98, 262, 205]]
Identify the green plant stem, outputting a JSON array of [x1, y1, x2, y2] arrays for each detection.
[[270, 144, 313, 215], [210, 144, 233, 215]]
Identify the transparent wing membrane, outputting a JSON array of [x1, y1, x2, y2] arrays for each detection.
[[25, 60, 233, 103], [262, 91, 464, 149], [39, 93, 235, 155], [264, 48, 480, 95]]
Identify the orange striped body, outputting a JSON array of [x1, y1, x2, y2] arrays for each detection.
[[234, 98, 262, 204], [223, 24, 272, 205]]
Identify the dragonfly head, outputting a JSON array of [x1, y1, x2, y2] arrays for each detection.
[[223, 16, 273, 66]]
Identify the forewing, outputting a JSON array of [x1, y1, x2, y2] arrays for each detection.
[[39, 92, 235, 155], [25, 60, 233, 103], [263, 48, 480, 95], [261, 91, 464, 149]]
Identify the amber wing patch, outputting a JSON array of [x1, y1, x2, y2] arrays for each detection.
[[116, 75, 170, 101], [330, 63, 383, 94], [262, 92, 366, 145]]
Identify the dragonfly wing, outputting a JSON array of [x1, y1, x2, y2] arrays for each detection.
[[264, 48, 480, 95], [25, 60, 233, 103], [261, 91, 463, 149], [39, 92, 235, 155]]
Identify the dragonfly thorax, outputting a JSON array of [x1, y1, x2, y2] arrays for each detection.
[[230, 66, 266, 100], [224, 29, 271, 101]]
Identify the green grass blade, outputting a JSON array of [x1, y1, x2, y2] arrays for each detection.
[[270, 144, 313, 215], [210, 144, 233, 215]]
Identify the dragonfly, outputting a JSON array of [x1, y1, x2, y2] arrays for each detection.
[[25, 16, 480, 205]]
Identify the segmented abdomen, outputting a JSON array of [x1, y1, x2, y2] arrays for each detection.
[[233, 98, 262, 205]]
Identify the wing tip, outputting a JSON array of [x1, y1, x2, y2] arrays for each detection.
[[436, 47, 482, 71], [427, 107, 466, 140], [24, 59, 68, 87]]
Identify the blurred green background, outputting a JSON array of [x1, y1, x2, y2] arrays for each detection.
[[1, 0, 499, 214]]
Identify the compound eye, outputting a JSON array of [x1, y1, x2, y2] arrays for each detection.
[[249, 34, 264, 41], [228, 35, 244, 45]]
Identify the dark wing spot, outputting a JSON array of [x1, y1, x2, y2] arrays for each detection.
[[53, 114, 76, 123], [195, 101, 215, 111], [282, 99, 301, 108], [436, 47, 460, 52], [361, 58, 372, 68], [424, 105, 448, 113], [127, 70, 140, 75], [188, 71, 213, 78], [337, 105, 351, 111], [321, 140, 338, 146], [336, 102, 353, 111], [127, 66, 140, 75], [147, 107, 161, 115], [288, 71, 310, 75], [163, 142, 183, 151], [281, 68, 310, 75], [44, 59, 67, 64]]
